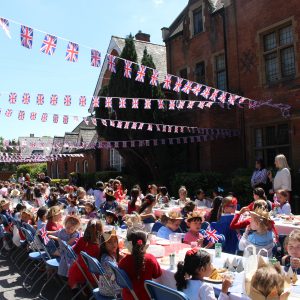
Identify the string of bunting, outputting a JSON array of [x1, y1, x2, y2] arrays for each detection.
[[0, 17, 101, 67], [105, 54, 291, 117]]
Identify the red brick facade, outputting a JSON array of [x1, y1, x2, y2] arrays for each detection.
[[164, 0, 300, 173]]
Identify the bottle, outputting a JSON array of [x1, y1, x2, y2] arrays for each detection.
[[215, 243, 222, 258], [169, 254, 175, 269]]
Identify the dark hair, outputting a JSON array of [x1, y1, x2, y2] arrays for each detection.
[[196, 189, 204, 195], [33, 187, 42, 198], [129, 188, 140, 208], [83, 219, 103, 244], [15, 203, 26, 213], [253, 187, 267, 201], [138, 194, 156, 214], [127, 230, 148, 279], [256, 158, 265, 170], [182, 201, 195, 214], [99, 234, 120, 262], [85, 201, 96, 211], [175, 249, 211, 291], [209, 196, 223, 222], [37, 207, 48, 219], [159, 186, 168, 196]]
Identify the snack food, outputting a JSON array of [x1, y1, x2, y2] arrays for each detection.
[[209, 268, 223, 280]]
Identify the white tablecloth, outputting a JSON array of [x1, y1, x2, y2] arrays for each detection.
[[274, 219, 300, 235]]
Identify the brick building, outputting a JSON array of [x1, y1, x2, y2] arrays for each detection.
[[162, 0, 300, 175]]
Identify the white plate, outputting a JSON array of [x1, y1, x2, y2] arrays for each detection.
[[203, 277, 223, 284], [156, 240, 170, 246]]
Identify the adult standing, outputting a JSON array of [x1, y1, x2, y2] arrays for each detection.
[[251, 159, 269, 192], [18, 173, 25, 185], [268, 154, 292, 196]]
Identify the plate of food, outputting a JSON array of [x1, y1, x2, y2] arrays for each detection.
[[203, 268, 226, 284]]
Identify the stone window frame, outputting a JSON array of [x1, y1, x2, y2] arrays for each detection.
[[83, 160, 88, 174], [75, 161, 80, 173], [188, 0, 206, 38], [257, 17, 298, 86]]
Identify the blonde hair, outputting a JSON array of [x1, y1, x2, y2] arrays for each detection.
[[251, 209, 272, 233], [275, 154, 290, 170], [288, 229, 300, 244]]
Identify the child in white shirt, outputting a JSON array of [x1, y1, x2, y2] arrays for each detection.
[[276, 189, 291, 215]]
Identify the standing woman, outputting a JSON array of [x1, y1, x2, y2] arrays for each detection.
[[251, 159, 268, 192], [268, 154, 292, 199]]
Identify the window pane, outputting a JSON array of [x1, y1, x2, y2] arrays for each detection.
[[265, 52, 279, 82], [217, 71, 226, 90], [280, 26, 293, 45], [193, 9, 203, 35], [264, 32, 277, 51], [277, 124, 289, 145], [255, 128, 263, 147], [266, 126, 276, 146], [216, 55, 225, 71], [281, 47, 295, 77], [195, 62, 205, 83]]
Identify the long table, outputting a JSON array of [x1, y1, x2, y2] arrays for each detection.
[[274, 218, 300, 236]]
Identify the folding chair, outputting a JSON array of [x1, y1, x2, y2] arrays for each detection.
[[107, 261, 139, 300], [0, 214, 12, 257], [144, 280, 190, 300]]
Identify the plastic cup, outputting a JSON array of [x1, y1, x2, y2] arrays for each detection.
[[191, 241, 198, 248]]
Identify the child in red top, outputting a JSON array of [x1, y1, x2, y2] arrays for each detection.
[[68, 219, 103, 295], [119, 230, 162, 300], [46, 205, 63, 231], [113, 179, 127, 202], [247, 188, 274, 212]]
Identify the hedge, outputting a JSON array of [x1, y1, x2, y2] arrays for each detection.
[[50, 179, 69, 186], [16, 163, 47, 180]]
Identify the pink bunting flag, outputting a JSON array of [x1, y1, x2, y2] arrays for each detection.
[[138, 123, 144, 130], [63, 115, 69, 124], [169, 100, 175, 110], [41, 113, 48, 122], [144, 99, 151, 109], [109, 120, 115, 127], [105, 97, 112, 108], [92, 96, 99, 108], [37, 94, 44, 105], [83, 117, 89, 125], [101, 119, 107, 126], [117, 121, 123, 128], [30, 112, 37, 120], [108, 54, 116, 73], [210, 89, 219, 102], [53, 114, 59, 123], [119, 98, 126, 108], [9, 93, 17, 104], [201, 87, 211, 99], [177, 100, 185, 109], [158, 99, 164, 109], [187, 101, 194, 109], [91, 118, 97, 126], [192, 84, 202, 96], [181, 81, 193, 94], [79, 96, 87, 107], [65, 42, 79, 63], [64, 95, 71, 106], [18, 111, 25, 120], [132, 98, 139, 109], [50, 94, 58, 105], [135, 65, 147, 82], [124, 60, 132, 78], [131, 122, 137, 130], [150, 70, 159, 86], [218, 92, 227, 103], [147, 124, 153, 131], [173, 78, 183, 92], [91, 49, 101, 67], [22, 93, 30, 104], [163, 74, 172, 90]]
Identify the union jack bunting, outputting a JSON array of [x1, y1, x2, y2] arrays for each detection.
[[20, 25, 33, 49], [173, 78, 183, 92], [205, 102, 213, 108], [167, 126, 172, 133], [37, 94, 44, 105], [30, 112, 37, 120], [158, 99, 164, 109], [18, 111, 25, 120], [228, 94, 236, 105], [135, 65, 147, 82], [131, 122, 137, 130], [124, 121, 130, 129], [108, 54, 116, 73], [9, 93, 17, 104], [218, 92, 227, 103], [147, 124, 153, 131], [109, 120, 115, 127], [181, 81, 193, 94], [144, 99, 151, 109], [83, 117, 89, 125], [198, 101, 205, 109], [177, 100, 185, 109], [210, 89, 219, 102], [124, 60, 132, 78], [138, 123, 144, 130], [91, 118, 97, 126], [119, 98, 126, 108], [63, 115, 69, 124], [0, 18, 11, 38], [201, 87, 211, 99], [105, 97, 112, 108], [150, 70, 159, 86], [192, 84, 202, 96], [92, 96, 99, 108], [79, 96, 86, 107], [40, 34, 57, 55], [117, 121, 123, 128], [40, 226, 49, 245], [169, 100, 175, 110], [65, 42, 79, 62], [22, 93, 30, 104], [163, 74, 172, 90], [174, 126, 178, 133], [239, 97, 246, 104], [132, 98, 139, 109], [50, 94, 58, 105], [204, 229, 220, 243], [64, 95, 71, 106], [91, 49, 101, 67], [187, 101, 194, 109], [101, 119, 107, 126], [41, 113, 48, 122]]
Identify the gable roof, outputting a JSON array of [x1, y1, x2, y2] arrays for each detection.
[[18, 136, 53, 157]]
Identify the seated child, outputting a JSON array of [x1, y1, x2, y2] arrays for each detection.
[[0, 199, 12, 223], [36, 206, 48, 230], [205, 196, 223, 222], [46, 205, 63, 231], [157, 186, 169, 204], [98, 229, 122, 298], [157, 210, 183, 239], [180, 201, 196, 233], [183, 211, 204, 246], [127, 188, 140, 214], [282, 229, 300, 274], [247, 188, 273, 212], [138, 194, 156, 224], [105, 210, 117, 226], [195, 189, 212, 208], [66, 195, 79, 215], [124, 213, 144, 230], [275, 190, 291, 215], [239, 208, 275, 256], [13, 203, 26, 221], [119, 230, 162, 300], [115, 205, 126, 227], [175, 248, 232, 300], [100, 188, 118, 215], [84, 202, 97, 219]]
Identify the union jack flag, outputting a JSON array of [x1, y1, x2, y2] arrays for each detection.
[[169, 100, 175, 110], [173, 78, 183, 92], [117, 121, 123, 128], [198, 101, 205, 109], [0, 18, 11, 38], [132, 98, 139, 109], [20, 25, 33, 49], [131, 122, 137, 130], [201, 87, 211, 99], [30, 112, 37, 120], [150, 70, 159, 86], [162, 125, 167, 132], [40, 226, 49, 245], [192, 84, 202, 96], [101, 119, 107, 126], [144, 99, 151, 109], [163, 74, 172, 90], [187, 101, 194, 109], [218, 92, 227, 103], [83, 117, 89, 125], [239, 97, 246, 104], [147, 124, 153, 131], [91, 118, 97, 126], [41, 113, 48, 122], [228, 94, 236, 105], [158, 99, 164, 110], [119, 98, 126, 108], [109, 120, 115, 127], [18, 111, 25, 120], [79, 96, 86, 107], [182, 81, 193, 94], [124, 60, 132, 78], [138, 122, 144, 130], [64, 95, 71, 106], [135, 65, 147, 82], [40, 34, 57, 55], [50, 94, 58, 105], [210, 89, 219, 102], [177, 100, 185, 109], [65, 42, 79, 62], [107, 54, 116, 73], [204, 229, 220, 243], [91, 49, 101, 67], [9, 92, 17, 104], [105, 97, 112, 108], [205, 102, 213, 108], [92, 96, 99, 108], [37, 94, 44, 105], [174, 126, 178, 133], [63, 115, 68, 124], [124, 121, 130, 129], [22, 93, 30, 104]]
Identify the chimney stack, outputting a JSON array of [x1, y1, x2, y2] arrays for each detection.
[[30, 133, 34, 137], [135, 31, 150, 42]]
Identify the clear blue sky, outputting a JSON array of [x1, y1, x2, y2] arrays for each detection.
[[0, 0, 187, 140]]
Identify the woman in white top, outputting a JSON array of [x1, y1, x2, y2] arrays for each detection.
[[268, 154, 291, 196]]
